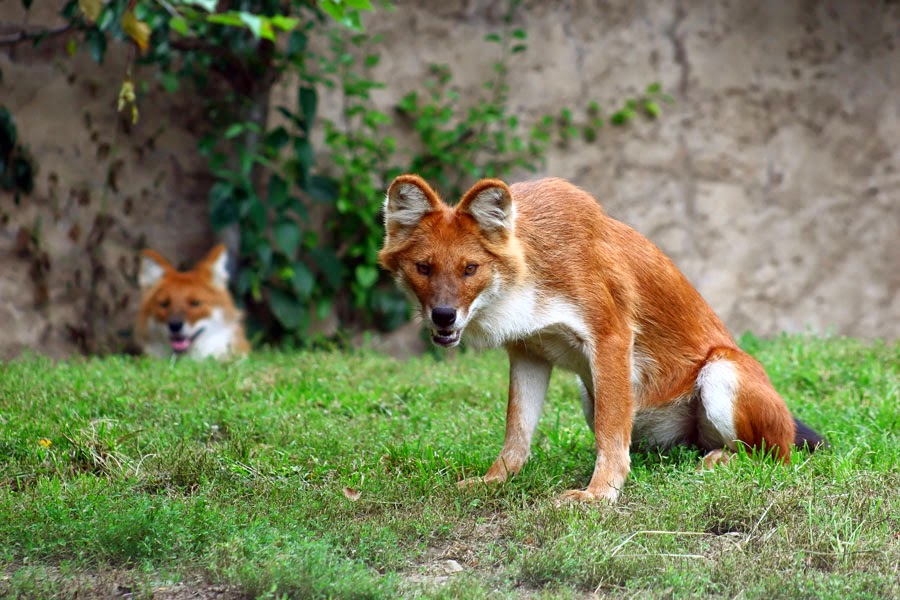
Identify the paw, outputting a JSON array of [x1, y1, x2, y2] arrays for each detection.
[[457, 476, 486, 489], [558, 487, 619, 504], [457, 473, 506, 490], [699, 449, 733, 470]]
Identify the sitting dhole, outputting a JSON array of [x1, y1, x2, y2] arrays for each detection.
[[136, 244, 249, 359], [378, 175, 824, 502]]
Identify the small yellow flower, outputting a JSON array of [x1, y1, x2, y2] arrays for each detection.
[[38, 438, 52, 449]]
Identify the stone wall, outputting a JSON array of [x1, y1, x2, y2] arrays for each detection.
[[1, 0, 897, 359], [0, 2, 213, 358]]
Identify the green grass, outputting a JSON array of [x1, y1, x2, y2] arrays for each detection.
[[0, 335, 897, 599]]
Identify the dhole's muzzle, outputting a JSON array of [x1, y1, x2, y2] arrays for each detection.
[[430, 305, 461, 347]]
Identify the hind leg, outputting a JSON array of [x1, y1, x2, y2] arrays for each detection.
[[696, 348, 796, 465]]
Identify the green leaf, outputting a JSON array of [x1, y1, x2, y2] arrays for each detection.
[[311, 248, 344, 290], [644, 100, 661, 118], [180, 0, 218, 11], [298, 86, 317, 130], [287, 31, 307, 55], [354, 264, 378, 289], [511, 44, 527, 54], [512, 28, 527, 39], [344, 0, 373, 9], [84, 27, 106, 63], [484, 33, 501, 43], [267, 174, 288, 207], [269, 15, 299, 31], [238, 12, 265, 40], [209, 182, 238, 230], [0, 108, 18, 156], [306, 175, 338, 202], [273, 221, 302, 256], [316, 297, 333, 321], [160, 72, 179, 93], [97, 5, 115, 29], [223, 123, 244, 139], [646, 81, 662, 94], [236, 267, 254, 296], [370, 287, 409, 331], [318, 1, 344, 22], [293, 138, 313, 182], [265, 126, 290, 151], [290, 262, 315, 299], [319, 1, 365, 30], [610, 109, 635, 126], [255, 240, 273, 270], [169, 16, 189, 36], [269, 288, 306, 330], [206, 13, 244, 28]]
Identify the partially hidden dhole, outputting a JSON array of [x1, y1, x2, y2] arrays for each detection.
[[136, 244, 249, 360], [378, 175, 824, 503]]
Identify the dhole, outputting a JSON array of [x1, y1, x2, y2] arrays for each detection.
[[379, 175, 823, 502], [136, 244, 249, 359]]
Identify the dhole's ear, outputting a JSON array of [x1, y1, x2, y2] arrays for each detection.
[[458, 179, 515, 236], [197, 244, 230, 289], [139, 250, 173, 290], [384, 175, 442, 237]]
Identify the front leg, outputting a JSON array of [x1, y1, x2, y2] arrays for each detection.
[[561, 333, 633, 503], [459, 346, 552, 487]]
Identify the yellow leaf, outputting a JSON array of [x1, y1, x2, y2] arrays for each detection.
[[117, 78, 139, 124], [78, 0, 102, 23], [121, 10, 151, 54], [38, 438, 52, 449]]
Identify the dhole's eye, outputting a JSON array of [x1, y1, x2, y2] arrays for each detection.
[[189, 299, 201, 308], [159, 299, 171, 309], [416, 263, 431, 276], [464, 264, 479, 277]]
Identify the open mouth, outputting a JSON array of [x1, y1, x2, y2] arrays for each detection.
[[432, 329, 461, 347], [170, 328, 205, 354]]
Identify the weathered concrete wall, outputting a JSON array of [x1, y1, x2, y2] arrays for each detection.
[[358, 0, 899, 340], [1, 0, 898, 359], [0, 3, 213, 358]]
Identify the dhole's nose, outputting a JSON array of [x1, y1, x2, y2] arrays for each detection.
[[431, 306, 456, 328], [168, 320, 184, 334]]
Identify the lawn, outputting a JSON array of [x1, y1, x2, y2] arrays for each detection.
[[1, 335, 897, 599]]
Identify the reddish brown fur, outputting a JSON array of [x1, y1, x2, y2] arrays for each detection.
[[380, 175, 818, 501], [136, 245, 249, 358]]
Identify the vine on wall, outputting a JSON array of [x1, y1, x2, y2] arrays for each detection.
[[1, 0, 669, 351]]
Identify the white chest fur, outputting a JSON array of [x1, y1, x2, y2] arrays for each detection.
[[465, 282, 593, 375]]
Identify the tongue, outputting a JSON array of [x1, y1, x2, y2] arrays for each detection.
[[171, 337, 191, 353]]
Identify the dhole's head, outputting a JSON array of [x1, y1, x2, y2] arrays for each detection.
[[378, 175, 524, 348], [137, 244, 238, 356]]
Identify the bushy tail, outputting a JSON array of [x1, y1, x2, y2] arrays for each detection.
[[794, 417, 827, 450]]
